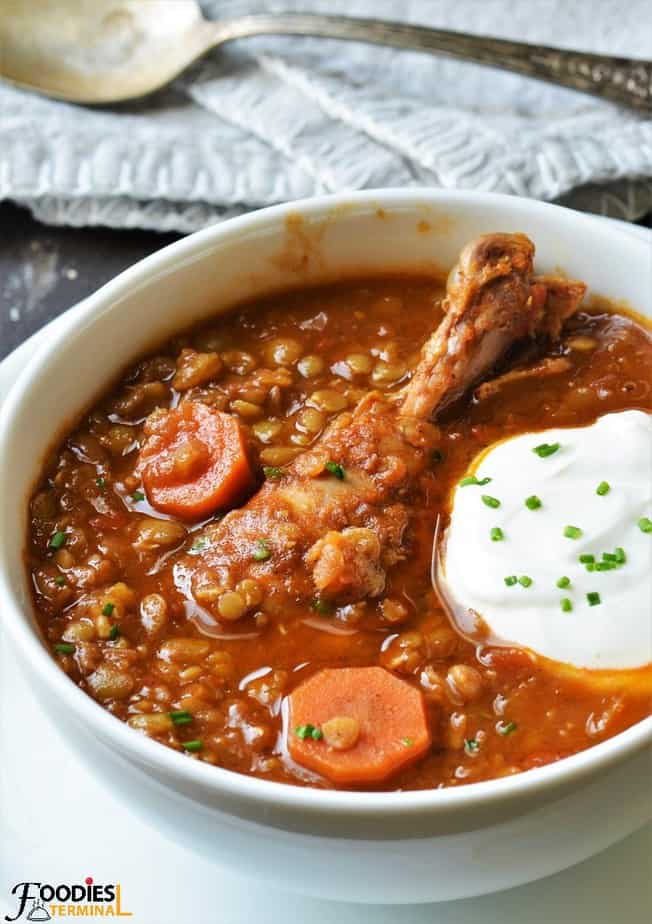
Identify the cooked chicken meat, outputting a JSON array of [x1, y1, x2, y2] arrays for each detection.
[[474, 355, 573, 401], [173, 233, 586, 623]]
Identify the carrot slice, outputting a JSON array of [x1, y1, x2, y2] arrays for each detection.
[[288, 666, 431, 785], [139, 403, 254, 520]]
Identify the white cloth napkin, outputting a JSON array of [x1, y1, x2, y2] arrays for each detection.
[[1, 0, 652, 232]]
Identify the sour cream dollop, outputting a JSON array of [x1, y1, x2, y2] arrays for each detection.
[[442, 410, 652, 670]]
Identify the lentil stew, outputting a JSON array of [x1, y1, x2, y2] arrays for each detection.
[[27, 233, 652, 790]]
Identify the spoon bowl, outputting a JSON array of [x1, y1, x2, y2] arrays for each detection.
[[1, 0, 216, 102]]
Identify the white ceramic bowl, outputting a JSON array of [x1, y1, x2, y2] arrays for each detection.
[[0, 190, 650, 904]]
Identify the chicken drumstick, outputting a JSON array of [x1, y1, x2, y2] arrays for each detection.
[[167, 233, 585, 627]]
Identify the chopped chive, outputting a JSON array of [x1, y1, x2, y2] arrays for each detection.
[[564, 525, 583, 540], [108, 624, 120, 641], [615, 547, 626, 564], [402, 737, 414, 747], [556, 576, 571, 589], [482, 494, 501, 509], [460, 475, 492, 487], [490, 527, 504, 542], [532, 442, 560, 458], [561, 598, 573, 613], [169, 710, 193, 726], [325, 461, 345, 480], [131, 490, 145, 502], [587, 591, 601, 607], [596, 481, 610, 496], [54, 642, 75, 654], [464, 738, 479, 753], [54, 576, 66, 587], [311, 597, 334, 615], [190, 538, 208, 553], [579, 554, 595, 564], [102, 602, 115, 617], [263, 465, 283, 480], [252, 539, 271, 562], [504, 575, 518, 587], [602, 552, 617, 562], [295, 724, 322, 740], [96, 477, 106, 488], [498, 720, 517, 736], [431, 449, 445, 465], [525, 495, 542, 510], [518, 575, 533, 588], [585, 562, 596, 572], [49, 530, 66, 550], [638, 517, 652, 534], [595, 561, 616, 571], [181, 740, 203, 752]]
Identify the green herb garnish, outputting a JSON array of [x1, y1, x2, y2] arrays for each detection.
[[108, 624, 120, 641], [596, 481, 610, 496], [49, 531, 66, 550], [181, 740, 203, 752], [54, 576, 66, 587], [518, 575, 533, 588], [54, 643, 75, 654], [252, 539, 271, 562], [615, 547, 626, 564], [263, 466, 283, 480], [504, 575, 518, 587], [96, 477, 106, 488], [498, 721, 518, 736], [561, 598, 573, 613], [556, 576, 571, 589], [595, 561, 616, 572], [190, 538, 208, 553], [102, 602, 115, 617], [533, 442, 560, 458], [602, 552, 617, 562], [460, 475, 492, 487], [131, 490, 145, 502], [311, 597, 334, 615], [490, 527, 504, 542], [579, 554, 595, 564], [169, 710, 193, 726], [638, 517, 652, 534], [325, 461, 345, 480], [587, 591, 601, 607], [525, 495, 542, 510], [295, 724, 322, 741], [482, 494, 501, 509], [464, 738, 479, 753], [564, 525, 583, 540], [459, 475, 477, 487]]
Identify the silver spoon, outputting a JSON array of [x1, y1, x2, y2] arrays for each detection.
[[2, 0, 651, 109]]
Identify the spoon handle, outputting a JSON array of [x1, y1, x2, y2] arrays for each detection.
[[214, 13, 652, 111]]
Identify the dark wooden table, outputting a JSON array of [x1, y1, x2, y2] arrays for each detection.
[[0, 202, 179, 361], [1, 200, 650, 363]]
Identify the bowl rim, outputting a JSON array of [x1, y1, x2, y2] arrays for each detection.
[[1, 187, 650, 821]]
